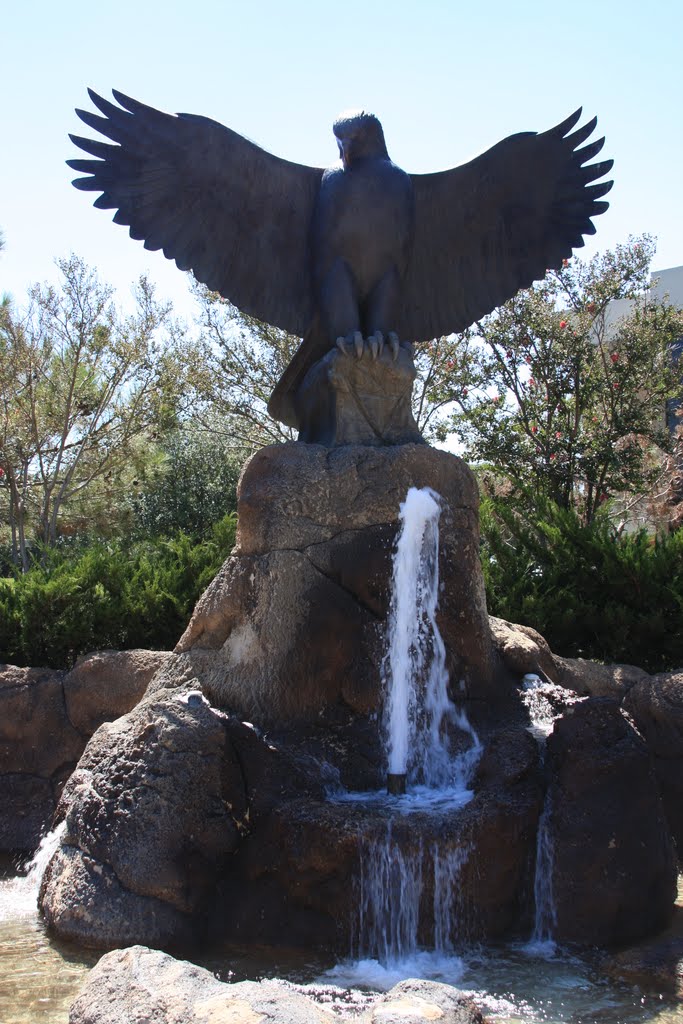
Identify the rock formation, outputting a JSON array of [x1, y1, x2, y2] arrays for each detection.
[[68, 946, 488, 1024], [0, 649, 172, 850]]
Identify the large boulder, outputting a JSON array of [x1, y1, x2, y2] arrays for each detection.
[[64, 648, 174, 735], [68, 946, 488, 1024], [0, 651, 173, 851], [40, 683, 325, 949], [175, 443, 503, 724], [546, 697, 677, 945], [623, 671, 683, 857]]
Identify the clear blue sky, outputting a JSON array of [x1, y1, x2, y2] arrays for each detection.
[[2, 0, 681, 317]]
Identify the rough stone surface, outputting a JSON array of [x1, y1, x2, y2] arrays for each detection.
[[623, 672, 683, 857], [41, 687, 242, 946], [64, 648, 174, 735], [68, 946, 488, 1024], [0, 664, 84, 850], [0, 664, 81, 777], [489, 617, 557, 682], [41, 684, 325, 949], [0, 652, 171, 851], [554, 657, 649, 700], [546, 697, 677, 946], [176, 443, 502, 723], [295, 343, 423, 447]]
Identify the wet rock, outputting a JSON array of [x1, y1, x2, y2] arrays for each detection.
[[215, 731, 541, 951], [623, 671, 683, 858], [175, 443, 504, 724], [68, 946, 489, 1024], [546, 698, 677, 946], [372, 980, 489, 1024], [68, 945, 336, 1024], [64, 649, 174, 735]]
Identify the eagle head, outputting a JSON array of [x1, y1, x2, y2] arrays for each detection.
[[333, 110, 389, 167]]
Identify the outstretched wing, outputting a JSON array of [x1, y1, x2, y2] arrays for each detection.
[[396, 110, 613, 342], [68, 90, 323, 336]]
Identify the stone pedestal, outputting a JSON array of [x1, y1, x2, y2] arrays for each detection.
[[175, 442, 503, 724], [294, 343, 423, 446]]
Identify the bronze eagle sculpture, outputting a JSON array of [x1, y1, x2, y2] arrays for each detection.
[[68, 91, 613, 430]]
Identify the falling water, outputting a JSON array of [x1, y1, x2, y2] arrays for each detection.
[[0, 822, 65, 922], [382, 487, 481, 789], [519, 675, 579, 957], [352, 487, 483, 965], [357, 826, 472, 964]]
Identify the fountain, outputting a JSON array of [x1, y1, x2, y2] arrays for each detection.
[[383, 487, 481, 796]]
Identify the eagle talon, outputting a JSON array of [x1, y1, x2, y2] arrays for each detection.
[[353, 331, 364, 358], [336, 336, 350, 356], [388, 332, 400, 361]]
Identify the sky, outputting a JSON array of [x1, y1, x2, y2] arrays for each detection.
[[2, 0, 682, 321]]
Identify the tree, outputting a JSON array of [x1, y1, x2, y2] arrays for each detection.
[[0, 256, 187, 569], [189, 284, 300, 453], [438, 236, 683, 525]]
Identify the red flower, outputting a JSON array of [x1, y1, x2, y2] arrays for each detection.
[[0, 467, 4, 478], [611, 352, 619, 364], [531, 425, 538, 434], [492, 395, 500, 403], [549, 453, 557, 461], [613, 382, 619, 390], [555, 431, 562, 439], [506, 351, 513, 359], [586, 302, 596, 313], [559, 320, 568, 329], [462, 388, 468, 397], [529, 377, 536, 387], [562, 258, 569, 268], [525, 355, 532, 365], [447, 360, 454, 369]]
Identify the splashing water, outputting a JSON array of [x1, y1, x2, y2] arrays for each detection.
[[0, 822, 65, 922], [382, 487, 481, 789]]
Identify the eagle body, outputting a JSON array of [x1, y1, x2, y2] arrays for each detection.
[[313, 156, 414, 340], [68, 91, 614, 429]]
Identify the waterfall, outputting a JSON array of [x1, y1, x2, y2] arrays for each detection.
[[357, 826, 471, 964], [520, 674, 568, 957], [382, 487, 481, 790], [529, 795, 557, 954], [357, 825, 423, 964], [0, 822, 65, 922]]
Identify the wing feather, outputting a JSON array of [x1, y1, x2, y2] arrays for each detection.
[[69, 90, 323, 336], [397, 111, 613, 342]]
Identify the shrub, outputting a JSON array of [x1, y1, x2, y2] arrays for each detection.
[[0, 514, 236, 669], [481, 496, 683, 672]]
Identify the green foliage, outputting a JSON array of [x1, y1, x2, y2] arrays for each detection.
[[481, 495, 683, 672], [126, 423, 242, 539], [0, 514, 236, 669]]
